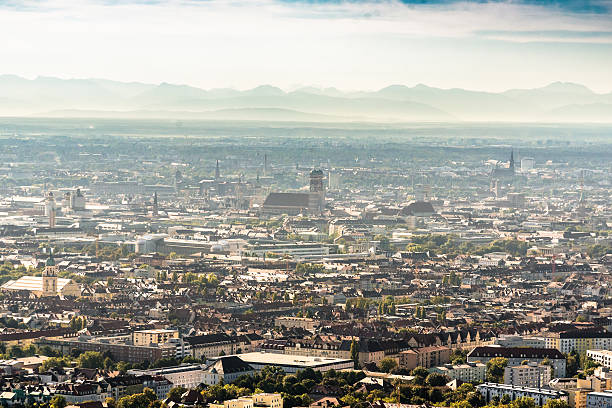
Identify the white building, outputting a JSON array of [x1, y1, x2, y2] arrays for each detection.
[[202, 356, 256, 386], [587, 350, 612, 369], [429, 362, 486, 383], [521, 158, 535, 171], [246, 243, 330, 261], [495, 335, 547, 349], [208, 352, 353, 374], [586, 391, 612, 408], [477, 383, 568, 406], [504, 364, 552, 388], [129, 365, 205, 389]]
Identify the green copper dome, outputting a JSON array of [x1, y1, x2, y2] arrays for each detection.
[[45, 255, 55, 267]]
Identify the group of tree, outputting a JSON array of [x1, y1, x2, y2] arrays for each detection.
[[442, 270, 461, 286], [116, 387, 161, 408], [182, 272, 219, 288], [295, 263, 325, 275], [378, 296, 396, 315], [486, 357, 508, 383], [0, 261, 38, 285], [69, 316, 87, 331], [566, 349, 601, 378], [404, 234, 530, 258]]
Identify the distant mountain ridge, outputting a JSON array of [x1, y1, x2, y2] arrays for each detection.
[[0, 75, 610, 122]]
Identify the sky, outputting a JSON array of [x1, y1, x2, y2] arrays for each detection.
[[1, 0, 612, 92]]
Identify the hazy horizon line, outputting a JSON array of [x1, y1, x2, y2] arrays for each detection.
[[3, 73, 611, 95]]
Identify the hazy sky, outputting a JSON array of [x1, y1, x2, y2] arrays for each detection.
[[1, 0, 612, 92]]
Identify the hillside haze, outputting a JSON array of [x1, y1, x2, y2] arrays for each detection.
[[1, 75, 611, 122]]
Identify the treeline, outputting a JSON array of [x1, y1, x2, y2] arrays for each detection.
[[39, 350, 205, 374], [406, 235, 529, 257], [0, 261, 41, 285]]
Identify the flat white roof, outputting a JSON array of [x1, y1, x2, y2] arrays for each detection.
[[1, 276, 73, 292], [218, 352, 352, 368]]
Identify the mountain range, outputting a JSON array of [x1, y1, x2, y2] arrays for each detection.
[[1, 75, 611, 123]]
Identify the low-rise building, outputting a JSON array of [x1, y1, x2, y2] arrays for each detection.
[[210, 393, 283, 408], [477, 383, 568, 406], [209, 352, 353, 373], [586, 390, 612, 408], [129, 364, 205, 390]]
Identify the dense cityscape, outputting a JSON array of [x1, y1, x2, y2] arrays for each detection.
[[2, 0, 612, 406], [0, 119, 610, 408]]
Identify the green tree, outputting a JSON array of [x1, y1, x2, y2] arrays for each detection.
[[206, 272, 219, 287], [543, 400, 570, 408], [486, 357, 508, 383], [509, 396, 537, 408], [566, 350, 579, 377], [350, 339, 359, 369], [77, 351, 105, 368], [106, 398, 116, 408], [167, 387, 187, 402], [378, 358, 398, 373], [104, 356, 115, 371], [117, 361, 131, 374], [425, 372, 449, 387], [39, 357, 69, 373], [50, 395, 67, 408]]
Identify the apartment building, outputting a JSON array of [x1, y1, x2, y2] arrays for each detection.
[[210, 393, 283, 408], [467, 346, 566, 378], [477, 383, 568, 406], [545, 331, 612, 354], [430, 362, 486, 383], [504, 364, 552, 388], [275, 317, 318, 332], [129, 364, 206, 389], [586, 391, 612, 408], [586, 350, 612, 369], [132, 329, 179, 346], [399, 346, 451, 370], [185, 333, 239, 359]]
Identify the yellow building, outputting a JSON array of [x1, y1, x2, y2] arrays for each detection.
[[210, 394, 282, 408], [253, 393, 282, 408], [132, 329, 179, 346]]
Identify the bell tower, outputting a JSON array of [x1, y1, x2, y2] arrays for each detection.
[[42, 252, 58, 296], [309, 169, 326, 214]]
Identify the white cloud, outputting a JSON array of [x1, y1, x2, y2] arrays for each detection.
[[0, 0, 611, 92]]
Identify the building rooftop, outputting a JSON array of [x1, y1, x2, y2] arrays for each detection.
[[212, 352, 352, 369]]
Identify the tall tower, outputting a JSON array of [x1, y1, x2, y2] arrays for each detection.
[[509, 150, 515, 174], [309, 169, 325, 214], [42, 252, 58, 296], [264, 154, 268, 177], [215, 160, 221, 180], [153, 191, 159, 216], [579, 170, 585, 204], [45, 192, 56, 228]]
